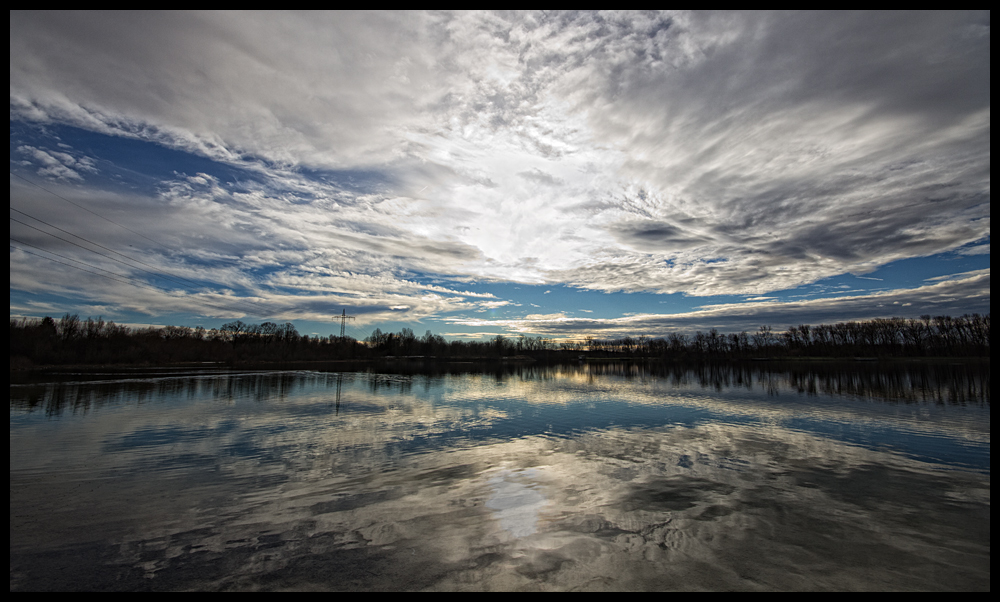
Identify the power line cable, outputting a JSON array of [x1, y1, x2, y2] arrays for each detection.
[[11, 242, 167, 292], [11, 172, 396, 336], [352, 322, 374, 341], [10, 172, 354, 329], [9, 207, 176, 274], [10, 241, 266, 318], [10, 171, 170, 251], [9, 206, 266, 306], [11, 215, 271, 316], [12, 216, 202, 289], [10, 209, 272, 318], [9, 243, 228, 311], [10, 176, 276, 316], [12, 236, 153, 284]]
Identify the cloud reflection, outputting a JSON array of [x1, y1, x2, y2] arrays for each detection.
[[486, 468, 547, 539], [10, 365, 990, 590]]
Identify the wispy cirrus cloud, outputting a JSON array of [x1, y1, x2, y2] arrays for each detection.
[[9, 11, 990, 333], [449, 270, 991, 339]]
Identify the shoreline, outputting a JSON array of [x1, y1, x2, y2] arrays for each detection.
[[11, 355, 989, 376]]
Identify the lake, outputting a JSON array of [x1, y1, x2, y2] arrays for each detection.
[[9, 360, 990, 591]]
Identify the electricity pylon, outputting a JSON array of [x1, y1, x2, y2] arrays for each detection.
[[338, 308, 355, 338]]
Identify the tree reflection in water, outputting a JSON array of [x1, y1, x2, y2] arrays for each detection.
[[9, 360, 990, 591], [11, 360, 989, 416]]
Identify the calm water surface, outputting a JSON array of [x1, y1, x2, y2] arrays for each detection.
[[9, 361, 990, 591]]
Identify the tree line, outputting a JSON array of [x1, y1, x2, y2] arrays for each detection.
[[581, 314, 989, 359], [9, 313, 990, 367]]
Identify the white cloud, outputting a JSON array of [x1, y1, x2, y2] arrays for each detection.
[[17, 145, 83, 180], [9, 11, 990, 323], [449, 270, 990, 338], [957, 243, 990, 256]]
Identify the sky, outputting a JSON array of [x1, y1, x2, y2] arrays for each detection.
[[9, 11, 990, 341]]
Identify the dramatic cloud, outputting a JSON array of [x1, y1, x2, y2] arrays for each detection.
[[449, 270, 991, 339], [9, 11, 990, 334]]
